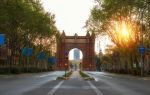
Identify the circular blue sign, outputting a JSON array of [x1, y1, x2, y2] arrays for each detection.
[[139, 46, 145, 55]]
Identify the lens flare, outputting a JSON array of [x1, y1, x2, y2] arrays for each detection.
[[107, 17, 141, 49], [121, 21, 129, 37]]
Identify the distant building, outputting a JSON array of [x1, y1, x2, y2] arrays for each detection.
[[74, 49, 80, 60]]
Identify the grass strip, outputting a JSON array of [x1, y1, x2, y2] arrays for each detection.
[[79, 71, 95, 81], [57, 70, 73, 80]]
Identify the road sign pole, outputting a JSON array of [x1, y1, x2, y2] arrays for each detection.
[[139, 46, 145, 77], [140, 54, 144, 77], [26, 56, 28, 72]]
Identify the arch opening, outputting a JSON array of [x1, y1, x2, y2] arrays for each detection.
[[68, 48, 83, 70]]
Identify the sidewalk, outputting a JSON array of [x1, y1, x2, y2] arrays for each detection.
[[88, 71, 150, 80], [70, 70, 83, 80]]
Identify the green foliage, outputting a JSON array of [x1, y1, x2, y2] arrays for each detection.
[[0, 0, 58, 49], [63, 71, 73, 77], [79, 71, 95, 81], [0, 0, 59, 73], [87, 0, 150, 75], [80, 71, 89, 77], [101, 54, 112, 64], [87, 0, 150, 36], [57, 71, 73, 80]]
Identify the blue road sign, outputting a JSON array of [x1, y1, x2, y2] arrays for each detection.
[[48, 57, 56, 65], [139, 46, 145, 55], [27, 48, 33, 56], [22, 48, 33, 57], [22, 48, 26, 56], [0, 34, 5, 45], [37, 52, 46, 60]]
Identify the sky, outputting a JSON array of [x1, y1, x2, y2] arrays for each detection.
[[41, 0, 95, 36], [41, 0, 111, 58]]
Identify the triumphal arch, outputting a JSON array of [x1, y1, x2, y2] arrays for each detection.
[[56, 31, 96, 71]]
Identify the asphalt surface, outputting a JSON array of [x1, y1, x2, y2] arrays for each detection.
[[0, 71, 150, 95], [86, 71, 150, 95], [0, 71, 64, 95]]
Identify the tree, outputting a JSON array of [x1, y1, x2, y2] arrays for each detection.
[[86, 0, 150, 74], [0, 0, 59, 73]]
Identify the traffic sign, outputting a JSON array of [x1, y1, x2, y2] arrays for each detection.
[[37, 52, 46, 60], [22, 47, 33, 57], [139, 46, 145, 55], [0, 34, 5, 45], [48, 57, 56, 65]]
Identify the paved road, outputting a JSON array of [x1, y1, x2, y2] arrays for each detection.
[[0, 71, 150, 95], [86, 71, 150, 95], [0, 71, 64, 95]]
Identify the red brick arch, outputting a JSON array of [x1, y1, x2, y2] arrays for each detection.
[[56, 32, 96, 71]]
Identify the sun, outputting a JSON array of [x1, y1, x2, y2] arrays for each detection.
[[111, 20, 130, 40], [121, 21, 129, 37], [108, 18, 140, 48]]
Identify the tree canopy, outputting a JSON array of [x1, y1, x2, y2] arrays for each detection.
[[86, 0, 150, 75], [0, 0, 59, 54], [87, 0, 150, 50]]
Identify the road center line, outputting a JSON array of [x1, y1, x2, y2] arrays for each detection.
[[88, 81, 103, 95], [47, 80, 64, 95]]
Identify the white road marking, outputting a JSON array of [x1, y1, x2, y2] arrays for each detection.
[[86, 72, 112, 79], [100, 74, 112, 79], [38, 74, 53, 77], [47, 81, 64, 95], [88, 81, 103, 95]]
